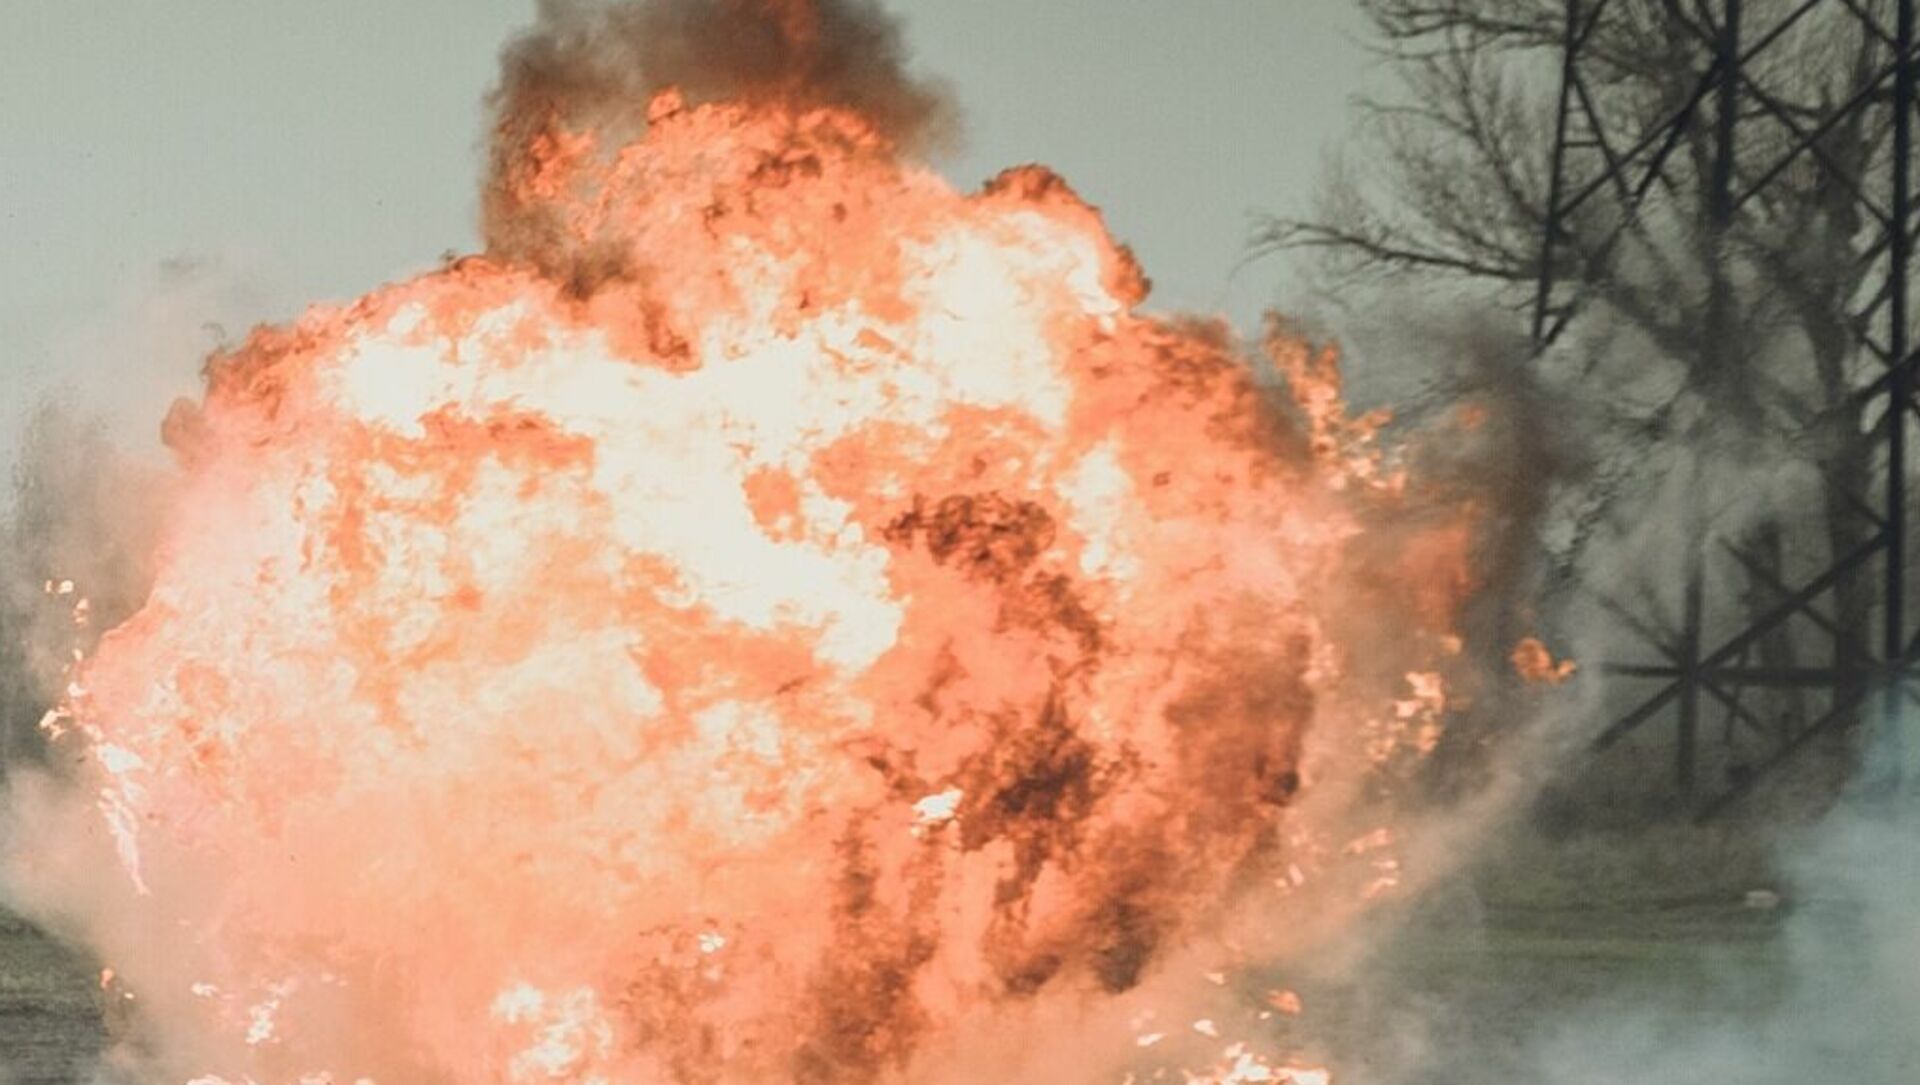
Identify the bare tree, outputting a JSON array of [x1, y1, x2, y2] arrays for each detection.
[[1270, 1, 1902, 802]]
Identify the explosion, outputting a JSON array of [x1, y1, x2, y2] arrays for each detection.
[[4, 3, 1479, 1083]]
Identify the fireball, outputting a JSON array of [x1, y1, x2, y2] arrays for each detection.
[[5, 4, 1475, 1083]]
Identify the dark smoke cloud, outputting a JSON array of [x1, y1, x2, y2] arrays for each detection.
[[493, 0, 954, 137], [484, 0, 956, 268]]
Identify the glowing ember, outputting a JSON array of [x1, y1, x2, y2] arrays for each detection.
[[1511, 636, 1577, 685], [4, 2, 1479, 1082], [1189, 1045, 1331, 1085], [1265, 989, 1304, 1017]]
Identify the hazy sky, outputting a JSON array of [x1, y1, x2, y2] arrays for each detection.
[[0, 1, 1373, 452]]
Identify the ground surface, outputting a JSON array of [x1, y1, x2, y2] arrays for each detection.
[[0, 891, 1817, 1085], [1272, 893, 1796, 1083], [0, 910, 106, 1085]]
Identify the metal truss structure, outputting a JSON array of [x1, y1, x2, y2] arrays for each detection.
[[1533, 0, 1917, 816]]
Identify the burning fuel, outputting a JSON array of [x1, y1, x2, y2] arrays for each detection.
[[3, 3, 1483, 1082]]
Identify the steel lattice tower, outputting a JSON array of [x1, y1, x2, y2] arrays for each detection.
[[1533, 0, 1918, 816]]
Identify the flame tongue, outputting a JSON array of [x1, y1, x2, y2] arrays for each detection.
[[13, 29, 1470, 1085]]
